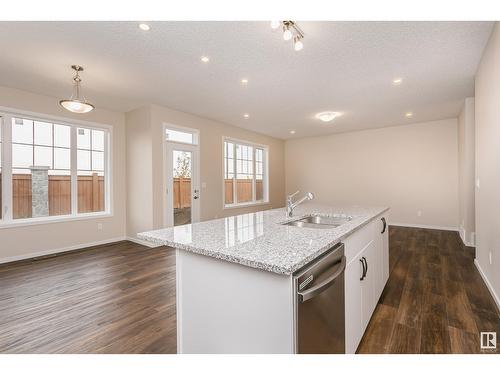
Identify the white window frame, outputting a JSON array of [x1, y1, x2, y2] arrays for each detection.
[[222, 137, 269, 209], [0, 106, 113, 228], [164, 124, 199, 146]]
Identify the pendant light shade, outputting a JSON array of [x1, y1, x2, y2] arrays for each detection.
[[59, 65, 95, 114]]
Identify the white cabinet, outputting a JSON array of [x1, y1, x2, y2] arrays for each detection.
[[344, 213, 390, 353]]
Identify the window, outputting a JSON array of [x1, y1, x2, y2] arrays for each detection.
[[77, 128, 105, 213], [12, 118, 72, 219], [165, 127, 197, 144], [0, 112, 110, 225], [223, 139, 268, 207]]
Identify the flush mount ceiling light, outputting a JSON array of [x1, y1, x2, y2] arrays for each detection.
[[59, 65, 94, 114], [241, 78, 249, 85], [290, 130, 296, 134], [243, 113, 250, 119], [270, 21, 305, 52], [315, 111, 341, 122], [200, 56, 210, 63], [138, 23, 151, 31], [405, 112, 413, 118]]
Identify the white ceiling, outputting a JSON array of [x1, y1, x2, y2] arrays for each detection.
[[0, 21, 493, 139]]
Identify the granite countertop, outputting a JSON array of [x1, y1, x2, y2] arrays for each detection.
[[138, 203, 389, 275]]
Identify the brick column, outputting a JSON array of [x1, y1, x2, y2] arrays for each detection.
[[30, 166, 50, 217]]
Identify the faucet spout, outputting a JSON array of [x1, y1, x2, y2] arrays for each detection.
[[286, 191, 314, 217]]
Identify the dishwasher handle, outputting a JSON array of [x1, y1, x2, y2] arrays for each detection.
[[298, 256, 346, 303]]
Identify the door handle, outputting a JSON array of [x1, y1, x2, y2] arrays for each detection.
[[381, 217, 387, 234], [298, 256, 346, 303], [193, 189, 200, 199]]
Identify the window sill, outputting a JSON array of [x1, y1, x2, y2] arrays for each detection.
[[0, 212, 113, 229], [223, 201, 270, 210]]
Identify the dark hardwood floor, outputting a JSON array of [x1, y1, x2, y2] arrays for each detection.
[[0, 226, 498, 353], [0, 241, 177, 353], [358, 226, 500, 354]]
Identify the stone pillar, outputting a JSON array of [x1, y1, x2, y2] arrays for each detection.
[[30, 166, 49, 218]]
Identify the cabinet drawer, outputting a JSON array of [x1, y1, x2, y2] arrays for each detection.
[[343, 221, 374, 264]]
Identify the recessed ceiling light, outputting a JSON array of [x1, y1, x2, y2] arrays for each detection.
[[405, 112, 413, 118], [290, 130, 296, 134], [138, 23, 150, 31], [315, 111, 341, 122], [201, 56, 210, 63], [241, 78, 248, 85], [243, 113, 250, 119], [392, 78, 403, 85]]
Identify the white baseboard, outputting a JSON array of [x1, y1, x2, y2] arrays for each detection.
[[474, 259, 500, 311], [459, 230, 475, 247], [389, 222, 459, 232], [126, 236, 158, 248], [0, 236, 127, 265]]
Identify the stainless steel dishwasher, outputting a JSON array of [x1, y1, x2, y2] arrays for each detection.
[[294, 243, 346, 353]]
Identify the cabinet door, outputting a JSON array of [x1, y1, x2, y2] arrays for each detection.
[[381, 217, 389, 285], [372, 217, 385, 301], [344, 257, 364, 354], [360, 240, 376, 331]]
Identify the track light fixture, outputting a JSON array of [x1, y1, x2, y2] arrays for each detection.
[[270, 20, 305, 51]]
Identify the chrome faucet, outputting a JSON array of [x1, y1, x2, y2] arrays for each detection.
[[286, 191, 314, 217]]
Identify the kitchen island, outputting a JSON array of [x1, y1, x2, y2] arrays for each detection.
[[139, 203, 389, 354]]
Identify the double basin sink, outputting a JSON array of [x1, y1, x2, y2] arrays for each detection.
[[283, 214, 352, 229]]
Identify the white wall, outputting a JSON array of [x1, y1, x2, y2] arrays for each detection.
[[126, 104, 286, 240], [0, 86, 127, 262], [285, 119, 459, 229], [457, 97, 476, 246], [474, 22, 500, 307]]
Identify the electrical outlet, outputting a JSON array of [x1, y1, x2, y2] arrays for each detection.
[[97, 223, 103, 231], [489, 251, 493, 265], [417, 210, 422, 217]]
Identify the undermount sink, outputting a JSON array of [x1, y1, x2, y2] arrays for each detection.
[[283, 214, 352, 229]]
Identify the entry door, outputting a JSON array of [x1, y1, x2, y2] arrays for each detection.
[[165, 142, 200, 227]]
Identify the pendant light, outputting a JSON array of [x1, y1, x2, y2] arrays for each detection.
[[59, 65, 95, 114]]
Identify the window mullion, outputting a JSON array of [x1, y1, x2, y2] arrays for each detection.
[[264, 149, 269, 202], [2, 115, 13, 221], [70, 127, 78, 215], [232, 143, 237, 204], [104, 131, 110, 213], [252, 148, 256, 202]]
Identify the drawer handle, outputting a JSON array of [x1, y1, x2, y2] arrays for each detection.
[[381, 217, 387, 234], [360, 258, 366, 280]]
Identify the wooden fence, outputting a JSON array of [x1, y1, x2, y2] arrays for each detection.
[[173, 178, 262, 208], [12, 173, 104, 219]]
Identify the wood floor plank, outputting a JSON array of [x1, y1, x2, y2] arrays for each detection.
[[448, 326, 479, 354], [388, 323, 421, 354], [357, 304, 397, 354]]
